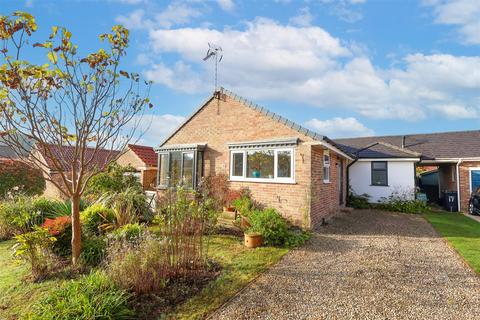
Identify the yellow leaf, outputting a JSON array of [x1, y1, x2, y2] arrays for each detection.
[[50, 26, 58, 39], [87, 84, 93, 92], [47, 52, 57, 64]]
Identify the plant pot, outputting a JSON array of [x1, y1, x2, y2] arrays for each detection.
[[223, 206, 235, 212], [244, 232, 263, 248]]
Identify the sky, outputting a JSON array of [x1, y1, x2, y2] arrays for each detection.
[[2, 0, 480, 146]]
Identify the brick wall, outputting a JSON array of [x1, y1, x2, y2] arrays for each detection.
[[43, 172, 69, 200], [459, 161, 480, 211], [116, 149, 144, 168], [310, 145, 347, 227], [116, 149, 158, 191], [159, 95, 348, 228]]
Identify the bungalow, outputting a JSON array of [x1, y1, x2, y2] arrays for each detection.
[[155, 89, 353, 229], [335, 131, 480, 212], [116, 144, 158, 191]]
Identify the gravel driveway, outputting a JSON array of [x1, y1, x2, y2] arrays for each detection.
[[210, 210, 480, 320]]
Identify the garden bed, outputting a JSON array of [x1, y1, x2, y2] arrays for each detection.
[[0, 235, 289, 319]]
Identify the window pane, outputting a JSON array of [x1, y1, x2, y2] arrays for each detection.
[[323, 166, 330, 181], [232, 152, 243, 177], [247, 150, 274, 179], [372, 170, 387, 185], [277, 150, 292, 178], [372, 162, 387, 170], [472, 170, 480, 193], [182, 152, 194, 188], [158, 154, 169, 186], [169, 152, 182, 186]]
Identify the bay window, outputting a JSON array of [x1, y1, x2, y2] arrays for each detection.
[[156, 144, 205, 189]]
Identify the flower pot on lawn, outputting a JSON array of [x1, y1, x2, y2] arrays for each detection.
[[244, 232, 263, 248]]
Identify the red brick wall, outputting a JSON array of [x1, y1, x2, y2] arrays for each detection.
[[159, 95, 348, 228], [310, 146, 347, 227], [459, 161, 480, 211]]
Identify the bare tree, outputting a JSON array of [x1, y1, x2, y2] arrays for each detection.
[[0, 12, 152, 264]]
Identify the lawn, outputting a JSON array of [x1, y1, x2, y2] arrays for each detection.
[[0, 235, 289, 319], [423, 212, 480, 273]]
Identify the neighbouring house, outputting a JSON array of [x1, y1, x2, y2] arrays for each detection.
[[155, 89, 353, 229], [116, 144, 158, 191], [335, 130, 480, 212], [31, 144, 120, 199]]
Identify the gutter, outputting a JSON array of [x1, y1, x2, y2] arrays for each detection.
[[456, 158, 462, 212]]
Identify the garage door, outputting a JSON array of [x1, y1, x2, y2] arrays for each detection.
[[471, 170, 480, 193]]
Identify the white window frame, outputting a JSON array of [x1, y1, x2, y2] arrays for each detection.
[[229, 147, 295, 184], [323, 150, 330, 183], [469, 167, 480, 193]]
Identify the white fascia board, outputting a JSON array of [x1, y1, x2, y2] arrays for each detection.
[[356, 158, 420, 162]]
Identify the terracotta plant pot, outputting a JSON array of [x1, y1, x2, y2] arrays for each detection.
[[244, 232, 263, 248]]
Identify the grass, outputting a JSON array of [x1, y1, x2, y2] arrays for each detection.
[[0, 240, 65, 320], [0, 234, 289, 320], [423, 212, 480, 273], [170, 235, 289, 319]]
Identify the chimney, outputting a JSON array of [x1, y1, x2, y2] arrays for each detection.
[[402, 135, 406, 148]]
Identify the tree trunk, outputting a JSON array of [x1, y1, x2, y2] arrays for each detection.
[[71, 194, 82, 265]]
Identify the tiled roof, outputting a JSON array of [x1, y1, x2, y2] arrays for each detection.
[[37, 144, 120, 172], [0, 145, 19, 159], [335, 130, 480, 160], [354, 142, 420, 159], [128, 144, 157, 167]]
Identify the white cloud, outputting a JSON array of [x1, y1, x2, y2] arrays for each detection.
[[289, 7, 314, 27], [217, 0, 235, 12], [320, 0, 365, 23], [424, 0, 480, 45], [141, 18, 480, 121], [305, 117, 374, 138], [429, 104, 480, 119], [130, 114, 186, 146], [115, 2, 202, 30]]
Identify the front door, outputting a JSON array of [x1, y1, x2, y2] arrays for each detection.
[[339, 159, 344, 205]]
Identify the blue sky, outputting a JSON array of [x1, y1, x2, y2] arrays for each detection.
[[2, 0, 480, 146]]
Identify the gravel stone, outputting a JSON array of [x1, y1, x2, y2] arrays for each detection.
[[210, 210, 480, 320]]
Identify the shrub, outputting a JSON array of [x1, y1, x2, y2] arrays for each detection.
[[232, 195, 255, 217], [12, 227, 57, 281], [42, 216, 72, 257], [347, 192, 371, 209], [79, 237, 107, 267], [97, 187, 151, 229], [0, 160, 45, 199], [378, 190, 431, 214], [84, 163, 143, 201], [0, 196, 43, 239], [200, 173, 229, 210], [28, 271, 134, 320], [108, 223, 144, 242], [106, 234, 167, 294], [247, 208, 309, 247], [81, 204, 116, 236], [225, 189, 242, 208], [107, 187, 215, 294]]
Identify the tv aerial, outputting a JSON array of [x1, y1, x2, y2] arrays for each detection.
[[203, 43, 223, 91]]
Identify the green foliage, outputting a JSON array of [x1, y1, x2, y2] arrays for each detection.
[[0, 160, 45, 199], [12, 227, 56, 280], [0, 196, 43, 239], [232, 194, 255, 217], [84, 163, 143, 201], [108, 223, 144, 242], [79, 237, 107, 267], [80, 204, 115, 236], [27, 271, 134, 320], [347, 192, 371, 209], [378, 191, 431, 214], [98, 187, 151, 229], [247, 208, 309, 247]]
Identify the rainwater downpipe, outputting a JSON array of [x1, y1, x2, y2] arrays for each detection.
[[456, 158, 462, 212]]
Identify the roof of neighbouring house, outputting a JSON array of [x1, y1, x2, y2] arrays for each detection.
[[36, 143, 120, 172], [128, 144, 157, 167], [0, 145, 19, 160], [334, 130, 480, 160]]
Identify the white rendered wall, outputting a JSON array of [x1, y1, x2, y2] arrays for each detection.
[[349, 160, 416, 203]]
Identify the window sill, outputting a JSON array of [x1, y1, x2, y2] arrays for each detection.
[[323, 181, 330, 184], [370, 184, 389, 187], [229, 177, 296, 185]]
